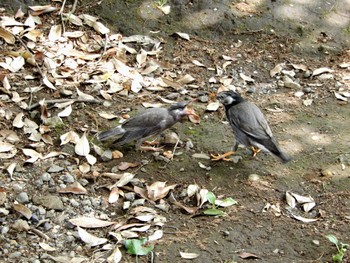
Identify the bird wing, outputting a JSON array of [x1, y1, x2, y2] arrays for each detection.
[[229, 102, 273, 140], [122, 108, 168, 131]]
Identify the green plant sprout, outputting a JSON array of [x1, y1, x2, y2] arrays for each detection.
[[203, 191, 237, 216], [325, 234, 349, 263], [155, 0, 167, 7]]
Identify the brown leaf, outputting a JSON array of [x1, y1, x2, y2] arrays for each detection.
[[13, 203, 32, 220], [146, 182, 177, 201], [238, 252, 260, 259], [57, 182, 87, 195], [69, 217, 116, 228], [0, 28, 15, 44]]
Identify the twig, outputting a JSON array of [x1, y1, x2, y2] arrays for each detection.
[[59, 0, 67, 15], [29, 227, 50, 241], [26, 98, 101, 111], [171, 138, 180, 160]]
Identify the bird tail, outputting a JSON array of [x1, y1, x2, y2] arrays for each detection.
[[97, 126, 124, 141], [260, 138, 292, 163]]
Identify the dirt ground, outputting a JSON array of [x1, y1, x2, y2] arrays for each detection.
[[0, 0, 350, 262]]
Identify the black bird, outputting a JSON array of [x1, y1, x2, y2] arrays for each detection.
[[213, 90, 291, 163], [97, 101, 198, 149]]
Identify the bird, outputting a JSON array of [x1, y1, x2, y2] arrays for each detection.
[[212, 90, 291, 163], [97, 101, 198, 150]]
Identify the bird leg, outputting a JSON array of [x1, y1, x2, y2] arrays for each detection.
[[142, 139, 160, 146], [250, 146, 261, 157], [211, 151, 236, 161]]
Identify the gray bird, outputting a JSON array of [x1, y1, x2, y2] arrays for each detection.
[[213, 90, 291, 163], [97, 101, 198, 149]]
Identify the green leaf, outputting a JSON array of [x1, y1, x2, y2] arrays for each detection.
[[326, 235, 339, 246], [332, 252, 343, 263], [203, 208, 226, 216], [124, 238, 154, 256], [215, 197, 238, 207], [206, 192, 216, 205]]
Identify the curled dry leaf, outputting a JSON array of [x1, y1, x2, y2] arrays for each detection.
[[109, 187, 122, 204], [6, 162, 17, 179], [79, 163, 90, 173], [192, 60, 205, 67], [75, 133, 90, 156], [0, 28, 15, 44], [270, 63, 284, 77], [238, 252, 260, 259], [77, 226, 108, 247], [146, 181, 177, 201], [57, 105, 72, 117], [69, 217, 116, 228], [175, 32, 190, 40], [86, 154, 97, 165], [76, 88, 95, 100], [291, 213, 318, 223], [13, 203, 32, 220], [58, 182, 88, 195], [107, 246, 122, 263], [239, 72, 255, 82], [180, 252, 199, 259], [312, 67, 334, 76], [48, 24, 62, 41], [178, 74, 195, 85], [111, 172, 135, 188], [148, 230, 163, 242], [98, 112, 118, 119], [13, 112, 24, 128], [22, 148, 42, 163], [286, 191, 296, 208], [60, 131, 80, 145], [303, 202, 316, 212], [42, 76, 56, 90]]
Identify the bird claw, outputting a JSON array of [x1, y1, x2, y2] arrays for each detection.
[[143, 140, 160, 146], [210, 151, 236, 161], [250, 147, 261, 157]]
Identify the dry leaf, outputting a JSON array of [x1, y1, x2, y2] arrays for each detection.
[[22, 148, 42, 163], [175, 32, 190, 40], [6, 162, 17, 179], [107, 246, 122, 263], [238, 252, 260, 259], [39, 242, 56, 252], [117, 162, 139, 171], [48, 25, 62, 41], [13, 112, 24, 128], [43, 76, 56, 90], [270, 63, 284, 77], [112, 150, 124, 159], [239, 72, 255, 82], [179, 252, 199, 259], [108, 187, 123, 204], [13, 203, 32, 220], [75, 133, 90, 156], [79, 163, 90, 173], [146, 182, 177, 201], [312, 67, 333, 76], [0, 28, 15, 44], [57, 105, 72, 117], [60, 131, 80, 145], [58, 182, 88, 195], [148, 230, 163, 241], [69, 217, 116, 228], [86, 154, 97, 165], [77, 226, 108, 247]]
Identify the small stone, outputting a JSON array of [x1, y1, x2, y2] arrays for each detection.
[[41, 173, 51, 182], [0, 192, 7, 206], [283, 76, 301, 89], [124, 192, 135, 201], [186, 140, 194, 150], [70, 199, 79, 207], [231, 156, 242, 163], [312, 240, 320, 246], [16, 192, 29, 204], [1, 226, 9, 234], [180, 168, 185, 172], [62, 174, 75, 183], [101, 150, 113, 161], [47, 164, 64, 173], [32, 195, 64, 211], [294, 91, 304, 98], [248, 174, 261, 181], [9, 252, 22, 258], [199, 95, 209, 103], [303, 87, 312, 93], [38, 207, 46, 215], [12, 219, 30, 232], [78, 179, 89, 186], [222, 230, 230, 236]]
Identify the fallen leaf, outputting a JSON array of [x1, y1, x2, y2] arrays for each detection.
[[146, 181, 177, 201], [58, 182, 88, 195], [75, 133, 90, 156], [239, 72, 255, 82], [107, 246, 122, 263], [13, 203, 32, 220], [312, 67, 333, 76], [238, 252, 260, 259], [175, 32, 190, 41], [117, 162, 139, 171], [39, 242, 56, 252], [13, 112, 24, 128], [0, 28, 15, 44], [77, 226, 108, 247], [69, 217, 116, 228], [179, 252, 199, 259], [57, 105, 72, 117], [206, 101, 220, 111]]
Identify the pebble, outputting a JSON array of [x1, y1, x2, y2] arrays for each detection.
[[12, 219, 30, 232], [62, 174, 75, 183], [16, 192, 29, 204], [78, 179, 89, 186], [1, 226, 9, 234], [33, 195, 64, 211], [248, 174, 261, 181], [186, 140, 194, 150], [9, 252, 22, 258], [41, 173, 51, 182], [199, 95, 209, 103], [70, 199, 80, 207], [48, 164, 64, 173], [303, 87, 312, 93], [101, 150, 113, 161], [124, 192, 135, 201]]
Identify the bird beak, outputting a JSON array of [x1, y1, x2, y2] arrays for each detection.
[[185, 107, 200, 123]]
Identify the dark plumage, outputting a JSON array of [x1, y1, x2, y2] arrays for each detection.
[[216, 90, 291, 163], [97, 101, 196, 147]]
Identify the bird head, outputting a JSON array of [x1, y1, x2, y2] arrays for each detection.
[[168, 101, 199, 119], [217, 90, 244, 106]]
